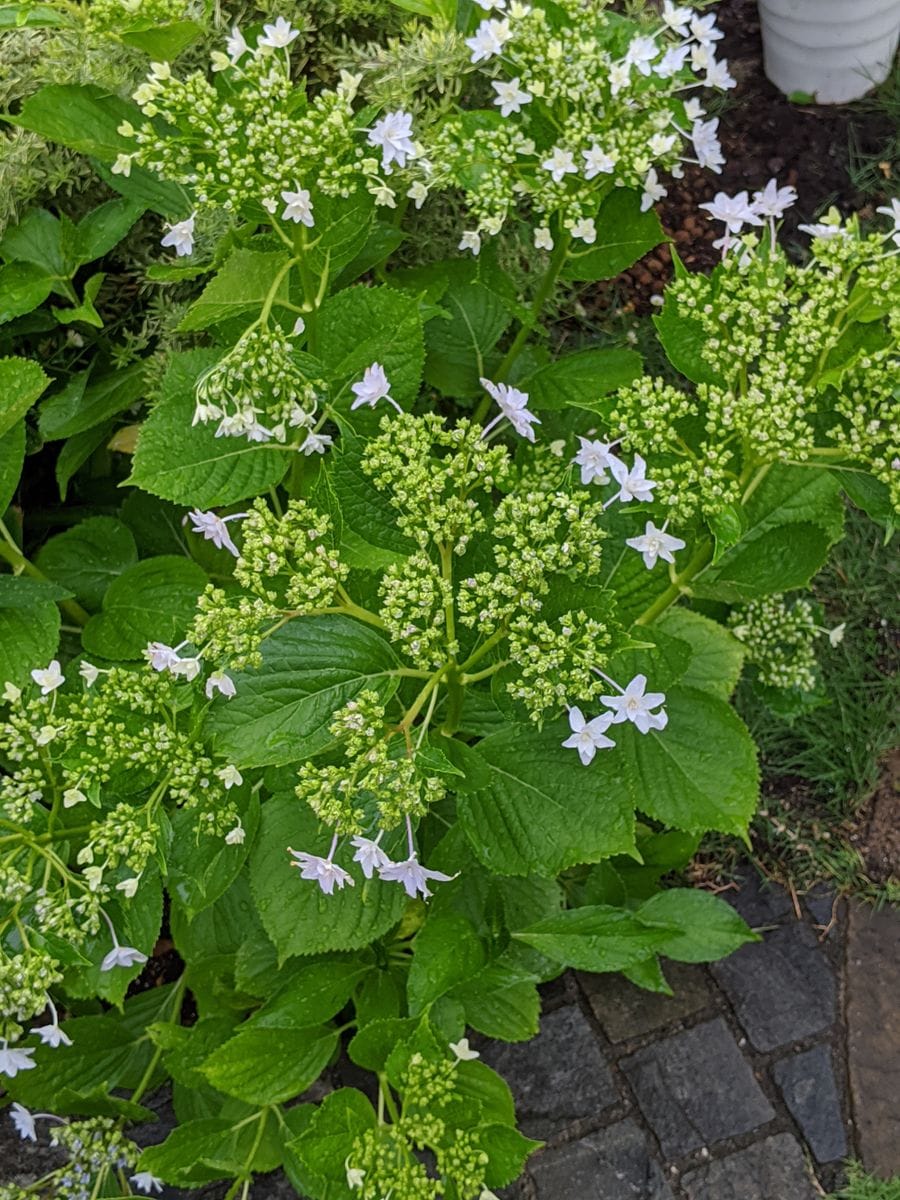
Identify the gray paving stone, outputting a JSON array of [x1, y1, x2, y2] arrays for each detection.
[[529, 1120, 674, 1200], [579, 961, 712, 1043], [620, 1017, 774, 1158], [723, 870, 793, 927], [803, 882, 837, 926], [847, 901, 900, 1176], [680, 1133, 818, 1200], [772, 1044, 847, 1163], [711, 923, 836, 1051], [480, 1004, 619, 1138]]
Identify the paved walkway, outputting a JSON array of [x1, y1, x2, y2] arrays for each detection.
[[1, 870, 897, 1199], [485, 871, 900, 1199]]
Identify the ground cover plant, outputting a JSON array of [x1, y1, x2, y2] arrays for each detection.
[[0, 0, 898, 1197]]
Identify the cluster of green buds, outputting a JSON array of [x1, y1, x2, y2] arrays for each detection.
[[729, 594, 829, 692]]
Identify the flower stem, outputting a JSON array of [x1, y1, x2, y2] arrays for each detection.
[[634, 537, 714, 626]]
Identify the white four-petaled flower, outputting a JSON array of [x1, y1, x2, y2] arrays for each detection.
[[281, 186, 314, 227], [367, 110, 416, 172], [79, 661, 100, 687], [288, 844, 355, 895], [570, 217, 597, 244], [350, 363, 401, 412], [33, 1022, 72, 1049], [491, 77, 532, 117], [225, 24, 248, 62], [205, 670, 236, 700], [609, 454, 658, 504], [258, 16, 299, 48], [9, 1102, 37, 1140], [459, 230, 482, 256], [351, 833, 392, 879], [480, 378, 541, 443], [378, 854, 455, 900], [464, 18, 512, 63], [562, 706, 616, 764], [187, 508, 246, 557], [699, 191, 762, 234], [301, 431, 333, 455], [130, 1172, 165, 1195], [573, 436, 617, 486], [31, 660, 64, 695], [641, 168, 666, 212], [582, 144, 617, 180], [625, 521, 686, 570], [100, 943, 148, 972], [0, 1041, 36, 1078], [541, 146, 578, 183], [600, 674, 668, 734], [449, 1037, 481, 1061], [216, 764, 243, 789], [160, 214, 195, 257]]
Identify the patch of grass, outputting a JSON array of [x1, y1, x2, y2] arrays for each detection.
[[705, 505, 899, 903], [847, 58, 900, 201], [831, 1163, 900, 1200]]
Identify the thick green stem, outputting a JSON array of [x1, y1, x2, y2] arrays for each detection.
[[634, 538, 714, 626], [440, 667, 465, 736]]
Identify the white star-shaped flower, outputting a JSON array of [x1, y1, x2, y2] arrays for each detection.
[[216, 764, 243, 789], [684, 98, 705, 122], [479, 378, 541, 442], [346, 1165, 366, 1189], [116, 877, 140, 899], [573, 436, 617, 486], [288, 845, 355, 895], [609, 454, 659, 504], [169, 655, 202, 682], [570, 217, 596, 244], [661, 1, 692, 36], [351, 833, 392, 879], [0, 1042, 35, 1078], [541, 146, 578, 183], [449, 1037, 481, 1061], [600, 674, 667, 734], [561, 706, 616, 764], [350, 363, 401, 412], [31, 660, 64, 695], [79, 661, 100, 687], [9, 1102, 36, 1140], [367, 109, 416, 172], [704, 58, 736, 89], [130, 1172, 164, 1195], [609, 61, 631, 95], [225, 24, 248, 62], [187, 508, 246, 556], [459, 230, 482, 256], [534, 226, 554, 250], [224, 824, 245, 845], [655, 44, 691, 79], [583, 144, 617, 179], [751, 178, 797, 219], [301, 431, 333, 455], [690, 12, 724, 47], [625, 521, 686, 570], [258, 16, 299, 48], [641, 168, 666, 212], [625, 34, 660, 76], [205, 670, 236, 700], [160, 214, 195, 257], [63, 787, 86, 808], [2, 681, 20, 702], [699, 190, 763, 234], [691, 118, 725, 172], [281, 186, 314, 227], [491, 77, 532, 117], [464, 18, 512, 63], [100, 943, 148, 972], [378, 854, 455, 899], [33, 1022, 72, 1049]]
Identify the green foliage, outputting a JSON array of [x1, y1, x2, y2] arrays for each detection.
[[0, 4, 896, 1199]]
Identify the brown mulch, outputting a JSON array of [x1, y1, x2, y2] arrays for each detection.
[[849, 749, 900, 886], [597, 0, 896, 313]]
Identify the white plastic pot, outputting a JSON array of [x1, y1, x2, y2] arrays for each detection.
[[758, 0, 900, 104]]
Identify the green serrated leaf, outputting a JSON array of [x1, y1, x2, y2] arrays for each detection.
[[81, 555, 206, 659], [523, 347, 643, 411], [178, 249, 293, 332], [0, 356, 49, 437], [35, 516, 138, 610], [637, 888, 757, 961], [0, 603, 60, 688]]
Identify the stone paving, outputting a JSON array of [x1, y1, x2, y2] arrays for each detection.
[[481, 870, 896, 1200], [0, 868, 897, 1198]]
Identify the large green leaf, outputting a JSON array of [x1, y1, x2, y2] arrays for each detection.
[[81, 555, 206, 660], [594, 684, 759, 836], [407, 912, 486, 1015], [206, 615, 399, 768], [513, 905, 676, 973], [138, 1116, 279, 1187], [319, 285, 424, 412], [450, 963, 541, 1042], [636, 888, 756, 961], [247, 959, 369, 1029], [167, 792, 260, 919], [560, 189, 665, 282], [523, 347, 642, 411], [178, 250, 292, 332], [0, 603, 60, 688], [0, 356, 49, 437], [457, 723, 636, 877], [129, 350, 289, 507], [0, 420, 25, 514], [657, 607, 745, 700], [35, 516, 138, 610], [249, 796, 407, 961], [10, 84, 138, 159], [39, 364, 147, 441], [695, 466, 844, 602], [201, 1023, 339, 1106], [286, 1089, 377, 1197], [424, 279, 511, 397], [0, 262, 53, 323]]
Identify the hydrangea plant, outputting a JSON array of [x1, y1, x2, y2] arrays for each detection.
[[0, 1, 898, 1198]]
